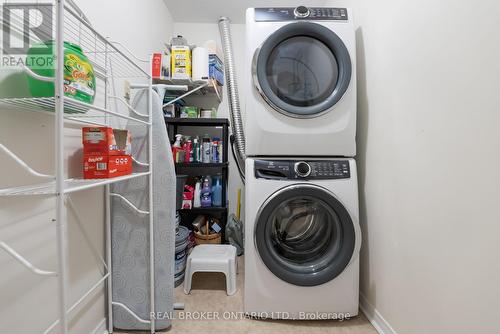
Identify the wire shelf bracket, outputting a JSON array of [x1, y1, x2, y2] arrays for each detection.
[[110, 193, 150, 215], [0, 242, 57, 277]]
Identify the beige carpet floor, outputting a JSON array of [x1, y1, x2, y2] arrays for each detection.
[[117, 256, 377, 334]]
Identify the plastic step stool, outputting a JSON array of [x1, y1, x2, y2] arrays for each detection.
[[183, 244, 237, 296]]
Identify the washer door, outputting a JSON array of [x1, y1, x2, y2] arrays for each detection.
[[255, 184, 356, 286], [253, 22, 352, 118]]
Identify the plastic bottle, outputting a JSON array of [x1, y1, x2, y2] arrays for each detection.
[[211, 138, 219, 163], [192, 46, 209, 81], [218, 140, 223, 163], [202, 135, 211, 163], [200, 177, 212, 207], [193, 180, 201, 208], [211, 177, 222, 207], [182, 137, 192, 163], [172, 134, 183, 163], [193, 136, 201, 162]]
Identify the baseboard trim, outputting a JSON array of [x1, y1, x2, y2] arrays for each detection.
[[359, 293, 398, 334], [91, 318, 108, 334]]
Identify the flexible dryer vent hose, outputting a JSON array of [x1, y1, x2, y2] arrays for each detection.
[[218, 17, 246, 175]]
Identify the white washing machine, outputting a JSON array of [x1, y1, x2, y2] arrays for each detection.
[[245, 7, 357, 157], [244, 158, 361, 319]]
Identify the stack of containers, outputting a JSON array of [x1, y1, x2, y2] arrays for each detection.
[[82, 127, 132, 179], [152, 37, 224, 86]]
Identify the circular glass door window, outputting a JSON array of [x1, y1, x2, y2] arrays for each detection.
[[255, 185, 356, 286], [266, 36, 339, 108], [254, 22, 352, 118]]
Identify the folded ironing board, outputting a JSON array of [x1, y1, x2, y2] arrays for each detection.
[[110, 88, 175, 330]]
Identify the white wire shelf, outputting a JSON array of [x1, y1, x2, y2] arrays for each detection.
[[0, 97, 150, 125], [3, 3, 149, 80], [0, 172, 150, 196]]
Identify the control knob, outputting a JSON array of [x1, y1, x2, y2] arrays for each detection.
[[294, 6, 310, 18], [294, 161, 311, 178]]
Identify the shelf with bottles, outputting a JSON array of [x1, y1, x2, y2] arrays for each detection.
[[178, 173, 228, 242], [171, 133, 225, 166], [178, 207, 228, 214], [182, 175, 224, 209], [165, 117, 229, 126], [152, 36, 224, 103], [167, 116, 230, 242], [166, 119, 229, 165], [175, 162, 228, 168]]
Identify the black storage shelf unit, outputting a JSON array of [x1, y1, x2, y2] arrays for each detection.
[[165, 117, 229, 126], [175, 162, 229, 168], [166, 117, 230, 241], [178, 207, 228, 214]]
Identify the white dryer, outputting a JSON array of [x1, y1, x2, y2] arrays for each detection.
[[244, 157, 361, 319], [245, 7, 357, 157]]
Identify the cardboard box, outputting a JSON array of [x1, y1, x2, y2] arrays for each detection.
[[83, 154, 132, 179], [83, 127, 131, 156]]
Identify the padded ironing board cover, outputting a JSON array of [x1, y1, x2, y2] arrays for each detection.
[[111, 89, 175, 330]]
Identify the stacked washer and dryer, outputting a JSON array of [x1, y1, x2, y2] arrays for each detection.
[[243, 6, 361, 319]]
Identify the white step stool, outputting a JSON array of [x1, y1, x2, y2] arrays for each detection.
[[183, 244, 238, 296]]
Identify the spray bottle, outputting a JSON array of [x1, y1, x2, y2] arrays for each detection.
[[172, 134, 183, 163]]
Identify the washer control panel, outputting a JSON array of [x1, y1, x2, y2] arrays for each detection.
[[254, 159, 350, 180], [254, 7, 348, 22]]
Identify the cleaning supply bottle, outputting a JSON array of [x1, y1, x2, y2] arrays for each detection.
[[193, 136, 200, 162], [172, 134, 182, 163], [182, 137, 192, 163], [193, 179, 201, 208], [202, 135, 211, 163], [200, 177, 212, 207], [211, 176, 222, 207]]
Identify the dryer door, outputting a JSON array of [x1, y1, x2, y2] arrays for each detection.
[[253, 22, 352, 118], [255, 184, 356, 286]]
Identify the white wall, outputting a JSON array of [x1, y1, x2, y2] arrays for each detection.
[[0, 1, 173, 333], [345, 0, 500, 333]]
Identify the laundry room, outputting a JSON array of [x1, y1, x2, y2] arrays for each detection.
[[0, 0, 499, 334]]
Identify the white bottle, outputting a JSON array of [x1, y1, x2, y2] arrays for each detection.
[[192, 46, 209, 81], [193, 180, 201, 208]]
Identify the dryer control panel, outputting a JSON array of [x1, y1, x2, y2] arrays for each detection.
[[254, 7, 348, 22], [254, 159, 350, 180]]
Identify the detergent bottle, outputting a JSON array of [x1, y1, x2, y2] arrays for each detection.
[[200, 177, 212, 207]]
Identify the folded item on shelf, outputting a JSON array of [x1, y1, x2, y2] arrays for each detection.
[[82, 127, 131, 156]]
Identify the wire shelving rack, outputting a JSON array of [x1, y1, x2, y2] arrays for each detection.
[[0, 0, 158, 333]]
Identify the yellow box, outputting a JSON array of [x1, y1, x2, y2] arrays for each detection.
[[171, 45, 191, 79]]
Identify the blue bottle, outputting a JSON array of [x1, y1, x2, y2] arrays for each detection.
[[211, 177, 222, 207]]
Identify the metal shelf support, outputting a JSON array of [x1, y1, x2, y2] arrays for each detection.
[[0, 242, 57, 277], [110, 193, 150, 215], [163, 81, 209, 107], [108, 95, 149, 118], [0, 144, 54, 179]]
